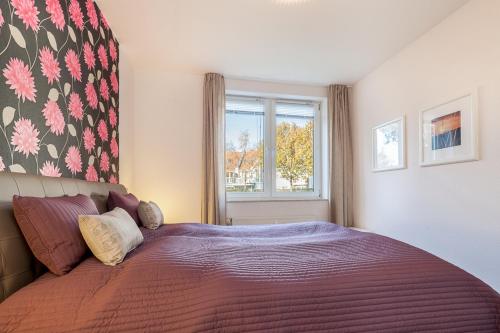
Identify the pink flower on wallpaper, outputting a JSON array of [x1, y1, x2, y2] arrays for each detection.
[[69, 92, 84, 120], [65, 49, 82, 82], [97, 45, 109, 70], [109, 175, 117, 184], [40, 161, 62, 177], [39, 47, 61, 84], [85, 164, 98, 182], [3, 58, 37, 102], [83, 42, 96, 70], [110, 137, 119, 158], [109, 107, 117, 128], [109, 39, 118, 61], [101, 12, 109, 30], [110, 71, 118, 93], [11, 0, 40, 31], [97, 120, 108, 142], [99, 78, 109, 101], [100, 151, 109, 172], [69, 0, 84, 31], [1, 0, 119, 181], [86, 0, 98, 30], [83, 127, 95, 153], [85, 82, 98, 109], [11, 118, 40, 157], [0, 8, 4, 28], [45, 0, 65, 31], [42, 100, 65, 136], [65, 146, 82, 174]]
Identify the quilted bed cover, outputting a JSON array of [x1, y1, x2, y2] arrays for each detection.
[[0, 222, 499, 332]]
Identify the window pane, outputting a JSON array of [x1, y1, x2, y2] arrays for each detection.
[[275, 102, 315, 193], [225, 98, 265, 193]]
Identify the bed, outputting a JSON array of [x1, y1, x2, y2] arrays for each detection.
[[0, 173, 499, 332]]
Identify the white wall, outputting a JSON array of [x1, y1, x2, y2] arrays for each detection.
[[128, 70, 204, 223], [226, 78, 328, 98], [352, 0, 500, 291], [227, 200, 329, 226], [119, 73, 330, 224]]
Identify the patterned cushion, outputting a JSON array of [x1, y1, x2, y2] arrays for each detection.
[[138, 201, 164, 229], [12, 194, 99, 275], [107, 191, 140, 224], [79, 208, 144, 266]]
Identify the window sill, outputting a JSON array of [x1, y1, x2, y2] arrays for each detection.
[[227, 197, 329, 203]]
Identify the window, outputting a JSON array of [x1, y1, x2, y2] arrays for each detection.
[[225, 95, 322, 199], [225, 98, 265, 193]]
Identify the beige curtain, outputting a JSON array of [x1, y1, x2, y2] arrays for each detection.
[[328, 85, 354, 227], [201, 73, 226, 225]]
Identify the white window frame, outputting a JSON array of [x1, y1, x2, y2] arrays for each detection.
[[225, 93, 325, 201]]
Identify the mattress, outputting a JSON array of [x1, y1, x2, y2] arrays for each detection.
[[0, 222, 498, 332]]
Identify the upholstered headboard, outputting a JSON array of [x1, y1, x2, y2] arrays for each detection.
[[0, 173, 127, 302]]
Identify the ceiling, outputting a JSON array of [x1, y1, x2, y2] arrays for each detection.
[[96, 0, 468, 85]]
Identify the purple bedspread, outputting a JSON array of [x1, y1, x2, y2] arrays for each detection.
[[0, 222, 499, 332]]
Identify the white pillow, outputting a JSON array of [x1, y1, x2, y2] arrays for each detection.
[[79, 207, 144, 266]]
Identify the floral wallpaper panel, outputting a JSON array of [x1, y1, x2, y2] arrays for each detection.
[[0, 0, 119, 183]]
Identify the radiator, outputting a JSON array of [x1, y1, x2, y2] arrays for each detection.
[[228, 215, 321, 226]]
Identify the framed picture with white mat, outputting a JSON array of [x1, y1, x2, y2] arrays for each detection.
[[419, 91, 479, 167], [372, 116, 406, 172]]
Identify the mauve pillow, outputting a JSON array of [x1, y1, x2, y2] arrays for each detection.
[[12, 194, 99, 276], [107, 191, 140, 224]]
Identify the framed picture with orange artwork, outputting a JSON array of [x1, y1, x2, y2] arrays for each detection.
[[419, 92, 479, 166]]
